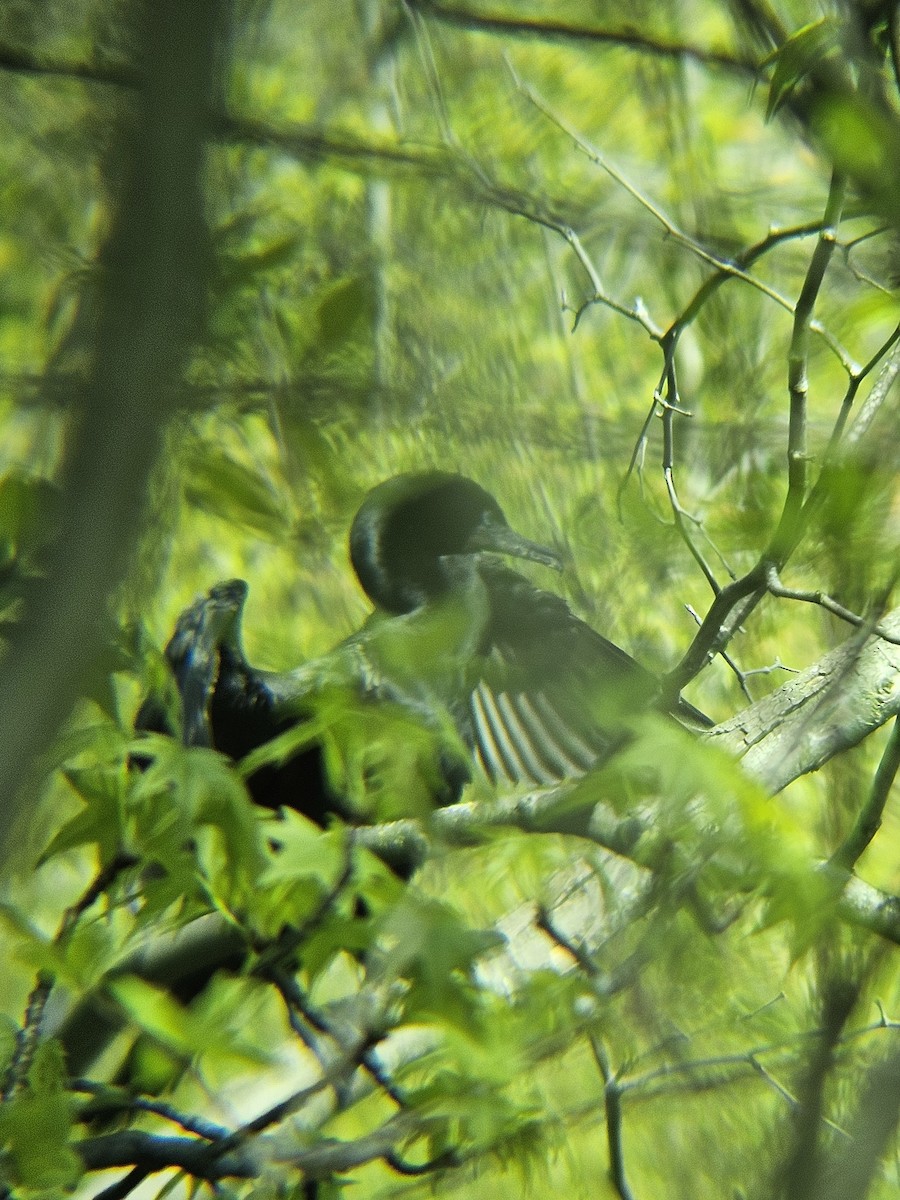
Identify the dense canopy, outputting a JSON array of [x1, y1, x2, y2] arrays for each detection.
[[0, 1, 899, 1198]]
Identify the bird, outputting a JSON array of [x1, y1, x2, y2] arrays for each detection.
[[65, 472, 711, 1094], [137, 471, 711, 827]]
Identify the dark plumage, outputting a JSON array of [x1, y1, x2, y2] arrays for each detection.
[[66, 474, 712, 1090], [137, 472, 710, 825]]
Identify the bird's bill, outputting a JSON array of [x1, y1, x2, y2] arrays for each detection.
[[204, 578, 249, 646], [465, 514, 563, 570]]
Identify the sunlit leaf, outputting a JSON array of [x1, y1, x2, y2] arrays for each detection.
[[109, 977, 269, 1068]]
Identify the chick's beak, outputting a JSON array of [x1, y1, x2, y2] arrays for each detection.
[[204, 578, 250, 649], [465, 513, 563, 571]]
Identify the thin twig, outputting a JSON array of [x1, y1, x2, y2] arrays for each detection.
[[90, 1165, 151, 1200], [535, 904, 599, 977], [765, 566, 900, 647], [2, 853, 138, 1099], [589, 1037, 635, 1200], [621, 1014, 895, 1097], [517, 77, 854, 369], [409, 1, 760, 72], [72, 1080, 230, 1140], [661, 359, 721, 595], [267, 967, 407, 1110], [830, 716, 900, 872], [769, 170, 846, 562], [685, 603, 753, 701]]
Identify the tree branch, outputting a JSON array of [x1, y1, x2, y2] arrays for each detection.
[[830, 717, 900, 872], [76, 1131, 257, 1181], [407, 0, 760, 74], [709, 608, 900, 794]]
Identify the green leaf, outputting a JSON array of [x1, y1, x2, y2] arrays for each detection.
[[315, 274, 373, 353], [128, 738, 266, 906], [0, 904, 67, 980], [813, 93, 900, 220], [218, 235, 303, 290], [243, 685, 465, 822], [0, 1043, 81, 1191], [765, 19, 840, 119], [41, 765, 126, 865], [255, 810, 346, 889], [378, 895, 504, 1028], [56, 918, 122, 992], [110, 977, 197, 1054], [182, 447, 292, 537], [109, 977, 269, 1069], [251, 812, 348, 937], [0, 473, 58, 558], [43, 705, 132, 773]]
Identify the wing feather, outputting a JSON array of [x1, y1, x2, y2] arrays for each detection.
[[470, 559, 710, 787]]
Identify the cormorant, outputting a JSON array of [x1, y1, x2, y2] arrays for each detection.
[[138, 472, 710, 826], [65, 473, 711, 1090]]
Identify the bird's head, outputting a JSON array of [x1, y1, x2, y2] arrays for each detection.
[[349, 472, 561, 614]]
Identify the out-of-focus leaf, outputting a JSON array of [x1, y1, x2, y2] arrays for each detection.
[[315, 274, 373, 353], [0, 1042, 81, 1191], [409, 1064, 550, 1162], [109, 977, 270, 1069], [0, 897, 123, 992], [764, 19, 840, 120], [241, 686, 465, 821], [109, 976, 197, 1055], [127, 737, 266, 909], [43, 704, 132, 772], [378, 894, 504, 1028], [217, 235, 303, 291], [182, 447, 292, 537], [814, 92, 900, 224], [55, 919, 123, 992], [251, 811, 348, 937], [255, 809, 345, 889], [41, 765, 126, 866], [0, 472, 59, 558], [280, 416, 357, 509]]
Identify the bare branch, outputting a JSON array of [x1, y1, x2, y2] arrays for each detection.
[[660, 357, 722, 594], [72, 1082, 230, 1140], [831, 717, 900, 872], [407, 1, 760, 73], [590, 1038, 636, 1200], [770, 172, 846, 561], [515, 76, 855, 373], [765, 566, 900, 646], [709, 607, 900, 793], [75, 1131, 257, 1182]]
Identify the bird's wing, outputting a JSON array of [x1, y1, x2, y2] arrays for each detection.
[[471, 560, 710, 787]]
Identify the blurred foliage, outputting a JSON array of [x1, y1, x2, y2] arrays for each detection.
[[0, 0, 899, 1197]]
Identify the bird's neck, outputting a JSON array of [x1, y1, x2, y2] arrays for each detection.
[[362, 557, 489, 703]]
